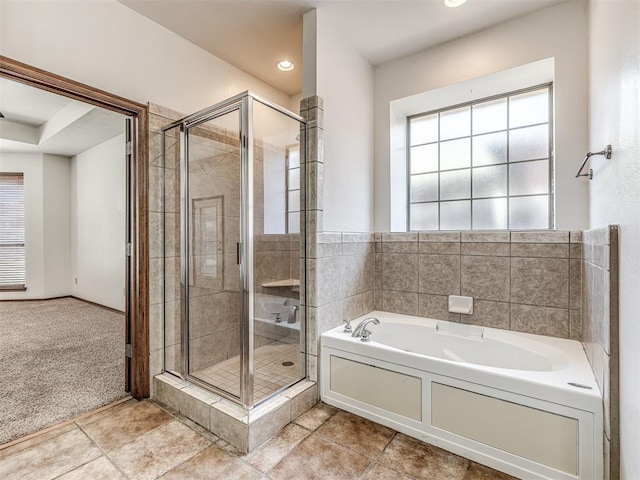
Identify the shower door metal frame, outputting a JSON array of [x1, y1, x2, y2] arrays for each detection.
[[238, 96, 255, 408], [164, 91, 307, 410]]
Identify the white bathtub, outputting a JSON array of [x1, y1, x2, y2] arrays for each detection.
[[321, 311, 603, 480]]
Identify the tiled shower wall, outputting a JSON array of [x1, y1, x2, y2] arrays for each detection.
[[582, 226, 619, 480], [255, 233, 300, 299]]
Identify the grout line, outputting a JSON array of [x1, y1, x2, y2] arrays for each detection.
[[357, 459, 377, 480], [508, 250, 512, 330], [75, 424, 131, 480]]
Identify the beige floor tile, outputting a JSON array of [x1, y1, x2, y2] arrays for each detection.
[[76, 398, 138, 426], [243, 423, 311, 472], [108, 420, 210, 480], [378, 433, 470, 480], [267, 433, 372, 480], [0, 428, 101, 480], [57, 456, 126, 480], [316, 411, 395, 458], [293, 402, 338, 431], [0, 422, 77, 459], [463, 462, 518, 480], [160, 446, 262, 480], [81, 400, 173, 451], [362, 463, 415, 480]]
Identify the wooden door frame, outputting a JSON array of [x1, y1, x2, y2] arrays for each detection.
[[0, 56, 150, 399]]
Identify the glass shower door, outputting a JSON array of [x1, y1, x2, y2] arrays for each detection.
[[183, 107, 243, 400]]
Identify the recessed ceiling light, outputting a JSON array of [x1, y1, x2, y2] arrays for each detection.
[[444, 0, 468, 7], [277, 60, 294, 72]]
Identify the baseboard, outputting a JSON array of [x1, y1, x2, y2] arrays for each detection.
[[0, 295, 125, 315]]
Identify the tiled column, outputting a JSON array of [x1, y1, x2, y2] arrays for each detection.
[[582, 225, 619, 480], [300, 96, 377, 387], [300, 97, 324, 384], [148, 103, 184, 394]]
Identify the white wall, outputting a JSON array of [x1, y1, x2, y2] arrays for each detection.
[[43, 154, 71, 297], [0, 0, 296, 117], [588, 1, 640, 477], [0, 153, 71, 300], [374, 1, 589, 231], [314, 9, 375, 232], [71, 135, 126, 311], [0, 139, 124, 309]]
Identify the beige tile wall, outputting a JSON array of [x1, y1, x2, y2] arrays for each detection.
[[254, 233, 300, 300], [372, 230, 582, 339], [306, 232, 376, 365], [149, 103, 181, 391], [582, 226, 619, 480]]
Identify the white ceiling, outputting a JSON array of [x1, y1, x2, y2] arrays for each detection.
[[0, 78, 125, 156], [118, 0, 563, 96]]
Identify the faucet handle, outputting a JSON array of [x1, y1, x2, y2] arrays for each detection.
[[343, 319, 352, 333], [361, 328, 372, 342], [271, 312, 282, 323]]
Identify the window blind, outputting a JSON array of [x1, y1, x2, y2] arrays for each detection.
[[0, 173, 26, 289]]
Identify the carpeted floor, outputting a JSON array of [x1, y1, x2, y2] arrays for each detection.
[[0, 297, 126, 445]]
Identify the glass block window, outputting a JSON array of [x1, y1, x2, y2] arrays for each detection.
[[408, 85, 553, 231], [286, 146, 300, 233]]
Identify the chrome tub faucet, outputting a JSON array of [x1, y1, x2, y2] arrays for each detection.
[[351, 317, 380, 342], [288, 304, 300, 324]]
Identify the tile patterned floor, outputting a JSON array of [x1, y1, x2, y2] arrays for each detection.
[[191, 343, 302, 402], [0, 399, 519, 480]]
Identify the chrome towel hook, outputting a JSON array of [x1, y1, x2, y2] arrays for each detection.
[[576, 145, 612, 180]]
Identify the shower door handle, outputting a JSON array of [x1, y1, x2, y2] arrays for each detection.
[[236, 242, 240, 265]]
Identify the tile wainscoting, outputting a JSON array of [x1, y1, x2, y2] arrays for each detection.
[[373, 230, 582, 339]]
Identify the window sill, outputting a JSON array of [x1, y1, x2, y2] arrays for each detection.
[[0, 286, 27, 292]]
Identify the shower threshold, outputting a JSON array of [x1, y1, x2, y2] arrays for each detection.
[[153, 373, 316, 453]]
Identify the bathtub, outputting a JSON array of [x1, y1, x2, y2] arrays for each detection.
[[254, 294, 300, 346], [320, 311, 603, 480]]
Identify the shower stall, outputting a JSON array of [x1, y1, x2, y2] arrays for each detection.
[[161, 92, 306, 409]]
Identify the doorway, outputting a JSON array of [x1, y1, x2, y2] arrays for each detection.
[[0, 56, 149, 444]]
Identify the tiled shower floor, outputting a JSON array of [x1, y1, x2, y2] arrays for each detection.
[[191, 343, 302, 402]]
